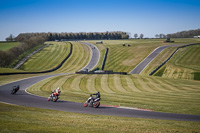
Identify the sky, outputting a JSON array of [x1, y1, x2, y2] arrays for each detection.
[[0, 0, 200, 40]]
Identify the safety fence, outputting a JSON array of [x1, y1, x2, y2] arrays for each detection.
[[101, 48, 108, 70], [76, 70, 127, 75]]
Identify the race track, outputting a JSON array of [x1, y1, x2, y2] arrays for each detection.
[[0, 42, 200, 122], [79, 42, 100, 71]]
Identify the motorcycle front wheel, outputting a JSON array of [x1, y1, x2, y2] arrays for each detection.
[[84, 102, 88, 107], [53, 96, 58, 102]]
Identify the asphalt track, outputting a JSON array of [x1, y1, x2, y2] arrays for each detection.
[[0, 43, 200, 122], [79, 42, 100, 71], [129, 44, 186, 74]]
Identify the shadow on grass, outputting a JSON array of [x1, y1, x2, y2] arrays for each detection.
[[193, 72, 200, 80]]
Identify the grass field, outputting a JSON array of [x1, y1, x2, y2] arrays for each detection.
[[0, 41, 20, 51], [18, 41, 91, 73], [1, 103, 199, 133], [141, 46, 179, 75], [0, 41, 91, 85], [85, 38, 200, 73], [1, 38, 200, 132], [19, 42, 71, 72], [28, 74, 200, 115], [150, 44, 200, 80], [54, 41, 91, 73]]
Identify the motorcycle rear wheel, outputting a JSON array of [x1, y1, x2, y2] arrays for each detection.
[[93, 102, 100, 108]]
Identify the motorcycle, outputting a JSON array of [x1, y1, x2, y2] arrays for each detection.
[[11, 85, 20, 95], [84, 94, 101, 108], [47, 91, 59, 102]]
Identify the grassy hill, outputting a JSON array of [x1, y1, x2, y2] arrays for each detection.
[[19, 42, 71, 72], [85, 38, 200, 73], [28, 74, 200, 115], [14, 41, 90, 73], [54, 41, 91, 73], [1, 38, 200, 132], [145, 44, 200, 80], [0, 41, 20, 51]]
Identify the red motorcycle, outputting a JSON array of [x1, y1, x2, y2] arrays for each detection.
[[47, 91, 59, 102]]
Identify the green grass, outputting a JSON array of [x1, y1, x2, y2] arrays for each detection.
[[0, 42, 20, 51], [28, 74, 200, 115], [19, 42, 71, 72], [9, 44, 46, 68], [85, 38, 200, 73], [152, 45, 200, 80], [0, 68, 25, 73], [1, 103, 200, 133], [141, 47, 178, 76], [0, 41, 91, 85], [18, 41, 91, 73], [55, 41, 91, 73], [1, 39, 200, 132]]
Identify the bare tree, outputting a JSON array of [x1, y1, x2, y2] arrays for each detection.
[[140, 34, 144, 39], [6, 34, 15, 41], [134, 33, 138, 39], [155, 34, 159, 38], [159, 34, 166, 38]]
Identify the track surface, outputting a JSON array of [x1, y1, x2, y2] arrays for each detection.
[[79, 42, 100, 71], [129, 44, 185, 74], [0, 42, 200, 122]]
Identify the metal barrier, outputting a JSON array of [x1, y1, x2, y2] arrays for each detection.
[[101, 48, 108, 70]]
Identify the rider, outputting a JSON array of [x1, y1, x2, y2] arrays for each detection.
[[87, 91, 100, 103], [54, 87, 61, 96], [13, 85, 20, 91], [93, 91, 100, 102], [52, 87, 61, 98]]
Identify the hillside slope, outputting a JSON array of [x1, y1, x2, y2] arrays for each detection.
[[153, 45, 200, 80]]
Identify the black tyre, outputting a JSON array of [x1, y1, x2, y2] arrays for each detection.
[[53, 96, 58, 102], [93, 101, 100, 108], [11, 89, 16, 94], [84, 102, 88, 107]]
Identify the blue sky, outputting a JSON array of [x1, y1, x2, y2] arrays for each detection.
[[0, 0, 200, 40]]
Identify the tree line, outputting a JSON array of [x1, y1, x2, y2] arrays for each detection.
[[1, 31, 128, 68], [167, 29, 200, 38], [0, 35, 46, 67], [15, 31, 129, 42]]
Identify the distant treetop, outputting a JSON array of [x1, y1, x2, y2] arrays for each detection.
[[15, 31, 129, 42], [167, 29, 200, 38]]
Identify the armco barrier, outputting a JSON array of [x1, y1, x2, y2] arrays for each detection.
[[76, 70, 127, 75], [101, 48, 108, 70], [0, 42, 73, 75], [149, 43, 200, 76]]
